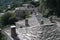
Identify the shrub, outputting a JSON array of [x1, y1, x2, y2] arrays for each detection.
[[0, 12, 18, 26]]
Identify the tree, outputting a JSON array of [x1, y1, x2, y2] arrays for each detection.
[[30, 1, 40, 7], [0, 12, 18, 26], [23, 0, 32, 3], [44, 0, 60, 17]]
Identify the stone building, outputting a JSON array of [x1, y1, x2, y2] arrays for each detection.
[[1, 4, 60, 40], [2, 14, 60, 40], [15, 4, 35, 20]]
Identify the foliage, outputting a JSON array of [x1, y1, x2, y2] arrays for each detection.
[[44, 0, 60, 17], [24, 11, 30, 19], [0, 0, 32, 11], [0, 12, 18, 26], [23, 0, 31, 3], [0, 34, 5, 40], [43, 9, 53, 18], [30, 1, 40, 7], [45, 0, 57, 9]]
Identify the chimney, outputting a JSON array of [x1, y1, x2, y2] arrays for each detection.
[[41, 20, 44, 25], [11, 25, 17, 38], [25, 18, 29, 26], [49, 16, 54, 23]]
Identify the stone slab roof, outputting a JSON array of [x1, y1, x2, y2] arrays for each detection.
[[15, 14, 40, 28]]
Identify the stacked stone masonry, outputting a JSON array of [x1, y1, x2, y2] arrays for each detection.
[[25, 23, 58, 40]]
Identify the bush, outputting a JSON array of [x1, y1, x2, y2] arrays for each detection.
[[43, 9, 53, 18], [0, 12, 18, 26], [30, 1, 40, 7], [0, 33, 5, 40]]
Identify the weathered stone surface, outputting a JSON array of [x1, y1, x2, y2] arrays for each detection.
[[39, 23, 57, 40], [25, 19, 29, 27]]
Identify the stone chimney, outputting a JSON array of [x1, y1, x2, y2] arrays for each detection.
[[25, 18, 29, 26], [40, 20, 44, 25], [49, 16, 54, 23], [11, 25, 17, 38]]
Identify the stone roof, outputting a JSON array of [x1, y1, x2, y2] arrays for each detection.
[[3, 15, 40, 40], [15, 7, 34, 11], [15, 15, 40, 28], [23, 4, 30, 7], [3, 13, 59, 40]]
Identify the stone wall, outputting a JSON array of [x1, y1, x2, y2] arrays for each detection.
[[25, 23, 57, 40], [3, 22, 58, 40], [40, 23, 57, 40]]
